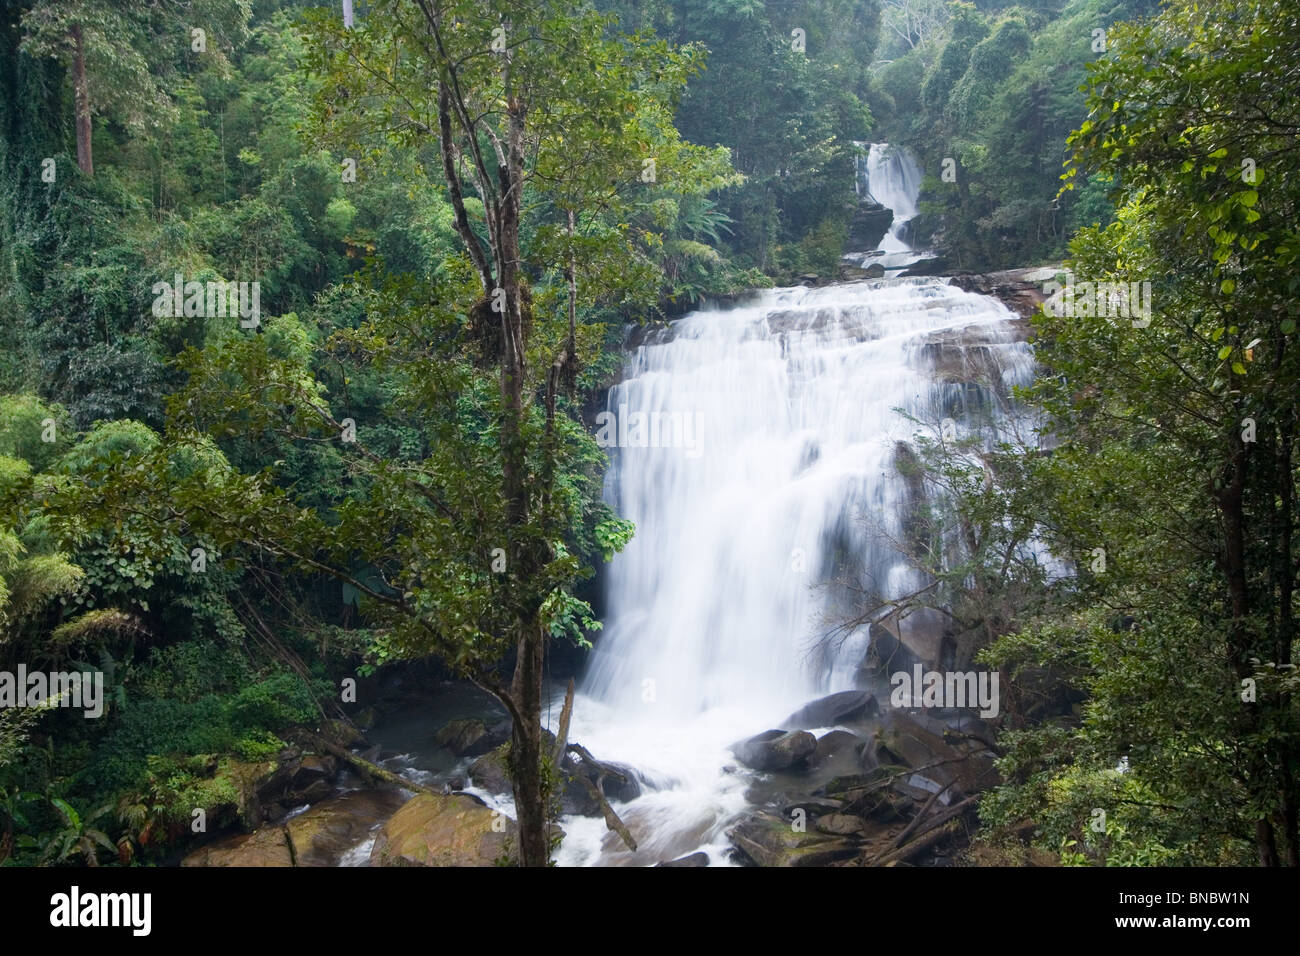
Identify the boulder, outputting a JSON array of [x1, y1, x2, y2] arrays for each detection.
[[948, 266, 1060, 319], [285, 789, 407, 866], [435, 718, 503, 757], [809, 730, 866, 770], [873, 711, 999, 800], [783, 690, 878, 729], [291, 754, 337, 789], [849, 202, 893, 251], [370, 793, 517, 867], [728, 811, 860, 867], [181, 826, 294, 867], [656, 852, 709, 868], [815, 813, 868, 837], [898, 256, 951, 277], [320, 719, 366, 749], [732, 730, 817, 772], [468, 746, 512, 795], [864, 262, 886, 278]]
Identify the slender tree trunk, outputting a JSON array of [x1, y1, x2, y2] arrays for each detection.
[[69, 23, 92, 176], [1219, 420, 1280, 865], [508, 621, 548, 867]]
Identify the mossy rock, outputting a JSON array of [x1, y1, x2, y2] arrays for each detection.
[[370, 793, 517, 867]]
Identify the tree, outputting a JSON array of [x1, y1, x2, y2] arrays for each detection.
[[20, 0, 250, 175], [56, 0, 731, 867]]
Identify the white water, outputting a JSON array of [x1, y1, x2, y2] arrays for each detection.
[[847, 142, 930, 275], [557, 274, 1034, 866]]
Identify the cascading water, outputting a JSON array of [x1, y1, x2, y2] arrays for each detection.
[[558, 273, 1034, 866], [847, 142, 930, 275]]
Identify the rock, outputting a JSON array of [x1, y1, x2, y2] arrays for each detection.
[[292, 754, 337, 789], [468, 746, 512, 795], [558, 752, 644, 817], [728, 811, 860, 867], [320, 719, 366, 749], [783, 690, 878, 729], [815, 813, 868, 837], [873, 711, 999, 800], [370, 793, 517, 867], [286, 789, 408, 866], [849, 202, 893, 251], [810, 730, 866, 769], [656, 852, 709, 867], [781, 796, 846, 818], [864, 262, 885, 278], [864, 605, 949, 675], [948, 266, 1060, 319], [181, 826, 294, 867], [898, 256, 951, 277], [732, 730, 817, 772], [435, 718, 502, 757]]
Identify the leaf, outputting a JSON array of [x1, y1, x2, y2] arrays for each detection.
[[1220, 279, 1235, 294], [1218, 346, 1233, 360], [1282, 319, 1297, 334], [1231, 362, 1247, 375]]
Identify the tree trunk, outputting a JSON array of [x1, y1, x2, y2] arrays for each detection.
[[69, 23, 92, 176], [508, 620, 548, 866]]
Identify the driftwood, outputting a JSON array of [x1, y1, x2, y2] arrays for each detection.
[[293, 728, 440, 797], [869, 794, 979, 866], [565, 742, 637, 852], [890, 780, 955, 849], [873, 818, 965, 866], [553, 679, 575, 766]]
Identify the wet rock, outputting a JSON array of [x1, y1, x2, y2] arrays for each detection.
[[898, 255, 951, 277], [849, 202, 893, 251], [873, 710, 999, 801], [815, 813, 868, 837], [468, 746, 512, 795], [181, 826, 294, 867], [864, 262, 886, 278], [286, 789, 407, 866], [733, 729, 817, 772], [728, 810, 860, 867], [948, 266, 1059, 319], [435, 718, 504, 757], [292, 754, 337, 788], [809, 730, 867, 770], [320, 719, 366, 749], [370, 792, 517, 867], [783, 690, 878, 729], [656, 852, 709, 867]]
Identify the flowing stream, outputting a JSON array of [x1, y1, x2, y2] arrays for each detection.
[[555, 149, 1033, 864]]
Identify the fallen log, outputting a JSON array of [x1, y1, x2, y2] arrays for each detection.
[[872, 818, 964, 867], [565, 742, 637, 852], [292, 728, 440, 797], [868, 795, 979, 866]]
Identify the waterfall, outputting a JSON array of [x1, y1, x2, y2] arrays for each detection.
[[849, 142, 929, 275], [559, 272, 1034, 866]]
